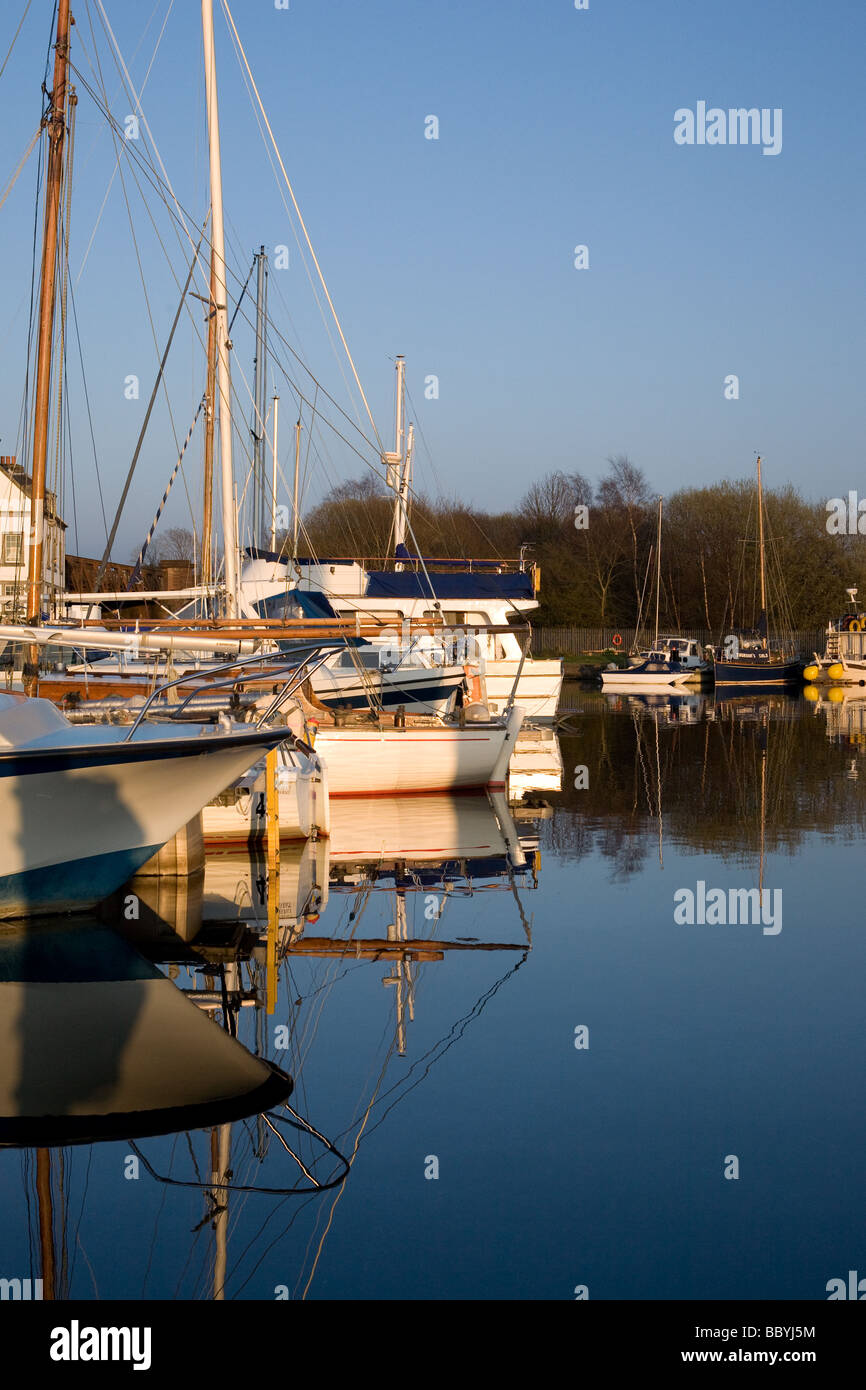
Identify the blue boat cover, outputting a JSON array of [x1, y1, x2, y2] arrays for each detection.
[[257, 589, 339, 621], [364, 570, 533, 601]]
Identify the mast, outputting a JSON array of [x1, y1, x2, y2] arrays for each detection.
[[202, 0, 238, 617], [394, 423, 414, 563], [756, 454, 767, 645], [27, 0, 71, 625], [269, 392, 279, 552], [36, 1148, 56, 1300], [201, 246, 218, 594], [252, 246, 268, 548], [383, 356, 405, 559], [292, 413, 301, 559], [653, 495, 662, 648]]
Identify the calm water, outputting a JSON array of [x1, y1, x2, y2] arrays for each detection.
[[1, 684, 865, 1300]]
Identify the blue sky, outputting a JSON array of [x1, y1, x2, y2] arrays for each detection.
[[1, 0, 864, 559]]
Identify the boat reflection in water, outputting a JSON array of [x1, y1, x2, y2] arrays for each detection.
[[0, 789, 537, 1298], [0, 920, 293, 1149], [552, 686, 866, 876], [107, 790, 537, 1058]]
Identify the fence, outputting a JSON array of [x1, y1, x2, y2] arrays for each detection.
[[533, 627, 827, 659]]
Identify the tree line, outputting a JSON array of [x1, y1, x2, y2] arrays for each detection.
[[298, 457, 866, 631]]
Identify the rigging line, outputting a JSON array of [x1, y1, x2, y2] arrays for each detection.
[[67, 59, 206, 311], [129, 398, 205, 585], [220, 0, 384, 456], [263, 270, 381, 459], [403, 377, 447, 500], [76, 24, 188, 458], [299, 953, 530, 1298], [65, 60, 385, 469], [220, 239, 382, 466], [62, 376, 79, 553], [73, 67, 382, 483], [75, 0, 174, 284], [50, 86, 77, 522], [66, 273, 109, 542], [94, 0, 202, 268], [0, 124, 42, 215], [14, 107, 45, 536], [92, 221, 207, 590], [266, 355, 382, 477], [225, 50, 369, 450], [0, 0, 32, 84]]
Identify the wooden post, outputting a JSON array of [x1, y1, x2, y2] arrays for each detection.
[[266, 747, 280, 1014]]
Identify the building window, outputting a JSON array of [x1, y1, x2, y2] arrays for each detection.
[[2, 533, 23, 565]]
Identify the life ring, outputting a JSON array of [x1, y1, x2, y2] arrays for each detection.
[[612, 633, 623, 647], [851, 620, 862, 632]]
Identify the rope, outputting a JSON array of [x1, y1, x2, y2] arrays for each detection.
[[128, 398, 205, 587], [0, 0, 33, 85], [0, 125, 41, 215], [221, 0, 384, 457]]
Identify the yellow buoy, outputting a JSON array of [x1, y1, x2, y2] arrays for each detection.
[[828, 686, 844, 703], [803, 664, 820, 682], [803, 684, 819, 702], [827, 663, 845, 681]]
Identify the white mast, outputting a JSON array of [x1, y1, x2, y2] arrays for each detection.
[[394, 423, 414, 562], [292, 413, 301, 560], [202, 0, 238, 617], [269, 392, 279, 552], [383, 355, 406, 559]]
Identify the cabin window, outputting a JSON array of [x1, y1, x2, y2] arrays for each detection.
[[2, 533, 23, 565]]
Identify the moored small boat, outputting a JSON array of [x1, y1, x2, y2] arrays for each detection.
[[0, 691, 288, 918]]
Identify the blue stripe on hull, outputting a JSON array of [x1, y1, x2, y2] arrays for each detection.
[[0, 844, 160, 919], [317, 681, 458, 711]]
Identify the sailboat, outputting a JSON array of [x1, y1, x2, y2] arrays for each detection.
[[601, 497, 709, 690], [0, 688, 292, 918], [712, 457, 803, 689], [239, 356, 564, 721], [1, 3, 527, 801]]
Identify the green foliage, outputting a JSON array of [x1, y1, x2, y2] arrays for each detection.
[[299, 463, 866, 630]]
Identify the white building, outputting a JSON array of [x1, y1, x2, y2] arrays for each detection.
[[0, 455, 66, 619]]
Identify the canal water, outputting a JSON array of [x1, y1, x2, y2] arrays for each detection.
[[1, 684, 863, 1299]]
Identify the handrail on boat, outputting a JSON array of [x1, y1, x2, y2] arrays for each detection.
[[121, 642, 341, 741]]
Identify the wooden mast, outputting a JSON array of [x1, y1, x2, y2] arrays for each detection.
[[36, 1148, 56, 1300], [27, 0, 71, 626], [653, 495, 662, 648], [756, 454, 767, 646]]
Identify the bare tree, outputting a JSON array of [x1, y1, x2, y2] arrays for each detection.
[[597, 455, 652, 610], [146, 527, 196, 564]]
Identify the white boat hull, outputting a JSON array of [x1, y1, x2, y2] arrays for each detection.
[[600, 669, 695, 691], [508, 726, 564, 798], [0, 711, 288, 918], [483, 660, 563, 721], [202, 746, 329, 844], [328, 788, 524, 866], [313, 707, 525, 796]]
